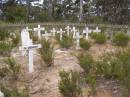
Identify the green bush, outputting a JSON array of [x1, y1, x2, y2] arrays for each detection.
[[95, 33, 107, 44], [0, 29, 10, 41], [80, 38, 91, 50], [90, 32, 98, 39], [39, 39, 54, 66], [112, 32, 129, 46], [77, 53, 94, 74], [0, 41, 13, 56], [1, 86, 28, 97], [59, 70, 82, 97], [4, 57, 21, 80], [0, 67, 9, 78], [56, 34, 73, 49]]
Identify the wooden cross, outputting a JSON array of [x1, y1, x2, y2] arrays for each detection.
[[65, 26, 71, 36], [93, 27, 101, 33], [50, 28, 56, 36], [57, 28, 65, 41]]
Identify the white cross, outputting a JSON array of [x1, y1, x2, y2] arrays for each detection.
[[42, 31, 52, 40], [57, 28, 65, 41], [50, 28, 56, 36], [76, 32, 81, 50], [65, 26, 71, 36], [93, 27, 101, 33], [83, 27, 91, 40], [26, 27, 32, 32], [34, 25, 45, 39], [0, 91, 4, 97], [71, 26, 77, 39], [19, 29, 41, 73]]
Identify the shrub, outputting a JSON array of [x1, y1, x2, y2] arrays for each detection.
[[11, 32, 20, 47], [112, 32, 129, 46], [0, 41, 13, 56], [39, 39, 54, 66], [0, 29, 10, 41], [59, 70, 82, 97], [4, 57, 21, 80], [77, 53, 94, 74], [80, 38, 91, 50], [0, 67, 9, 78], [1, 86, 28, 97], [57, 34, 73, 49], [90, 32, 98, 39], [95, 33, 107, 44]]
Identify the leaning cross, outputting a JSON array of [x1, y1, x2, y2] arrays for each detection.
[[34, 25, 45, 39], [65, 26, 71, 36], [57, 28, 65, 41], [19, 29, 41, 73]]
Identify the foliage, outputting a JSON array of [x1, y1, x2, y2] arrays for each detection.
[[80, 38, 91, 50], [95, 33, 107, 44], [0, 29, 10, 41], [11, 32, 20, 47], [4, 57, 21, 80], [39, 39, 54, 66], [59, 70, 82, 97], [0, 86, 28, 97], [77, 53, 94, 74], [90, 32, 98, 39], [112, 32, 129, 46], [0, 67, 9, 78], [57, 34, 74, 49], [0, 41, 13, 56]]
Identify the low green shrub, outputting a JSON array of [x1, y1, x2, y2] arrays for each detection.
[[39, 39, 54, 66], [90, 32, 98, 39], [59, 70, 82, 97], [80, 38, 91, 50], [95, 33, 107, 44], [56, 34, 73, 49], [0, 29, 10, 41], [4, 57, 21, 80], [112, 32, 129, 46], [0, 41, 12, 56], [77, 53, 94, 74]]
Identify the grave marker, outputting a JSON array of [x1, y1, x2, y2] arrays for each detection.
[[72, 26, 77, 39], [57, 28, 65, 40], [26, 27, 32, 32], [65, 26, 71, 36], [34, 25, 45, 39], [42, 31, 52, 40], [50, 28, 56, 36], [93, 26, 101, 33], [0, 91, 4, 97], [19, 29, 41, 73]]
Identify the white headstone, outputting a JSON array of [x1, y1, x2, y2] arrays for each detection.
[[76, 32, 80, 50], [50, 28, 56, 36], [65, 26, 71, 36], [0, 91, 4, 97], [57, 28, 65, 41], [83, 27, 91, 40], [19, 29, 41, 73], [93, 27, 101, 33], [34, 25, 45, 39]]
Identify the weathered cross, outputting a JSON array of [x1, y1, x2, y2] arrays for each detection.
[[76, 31, 81, 50], [50, 28, 56, 36], [83, 27, 92, 40], [0, 91, 4, 97], [72, 26, 77, 39], [26, 27, 32, 32], [19, 29, 41, 73], [57, 28, 65, 41], [65, 26, 71, 36], [93, 27, 101, 33], [34, 25, 45, 39]]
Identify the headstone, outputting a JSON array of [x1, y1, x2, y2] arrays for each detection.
[[65, 26, 71, 36], [72, 26, 77, 39], [42, 31, 52, 40], [83, 27, 91, 40], [93, 26, 101, 33], [34, 25, 45, 39], [50, 28, 56, 36], [19, 29, 41, 73], [0, 91, 4, 97], [57, 28, 65, 40]]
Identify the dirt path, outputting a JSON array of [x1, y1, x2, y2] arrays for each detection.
[[29, 49, 82, 97]]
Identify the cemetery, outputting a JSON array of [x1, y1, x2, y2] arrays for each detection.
[[0, 23, 130, 97], [0, 0, 130, 97]]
